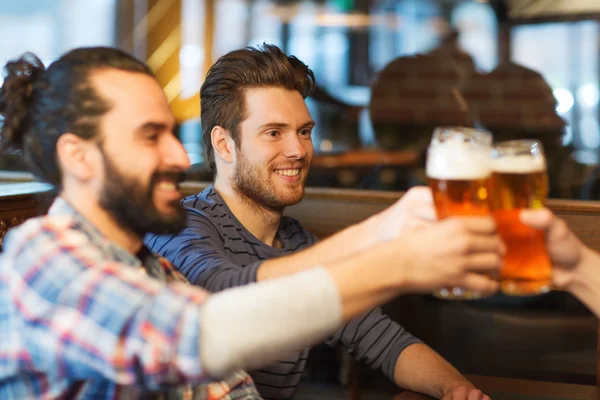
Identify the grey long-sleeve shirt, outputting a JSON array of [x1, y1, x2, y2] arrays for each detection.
[[145, 186, 422, 400]]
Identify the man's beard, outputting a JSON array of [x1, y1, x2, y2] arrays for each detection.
[[232, 151, 306, 213], [98, 153, 187, 238]]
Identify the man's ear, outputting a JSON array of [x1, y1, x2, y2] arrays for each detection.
[[211, 125, 235, 164], [55, 133, 95, 181]]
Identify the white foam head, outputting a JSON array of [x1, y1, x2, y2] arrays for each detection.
[[426, 141, 491, 180], [491, 155, 546, 174]]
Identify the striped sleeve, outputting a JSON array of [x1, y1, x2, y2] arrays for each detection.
[[326, 307, 422, 382], [8, 217, 211, 389], [145, 213, 261, 292]]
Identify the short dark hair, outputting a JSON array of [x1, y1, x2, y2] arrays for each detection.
[[0, 47, 153, 187], [200, 44, 316, 172]]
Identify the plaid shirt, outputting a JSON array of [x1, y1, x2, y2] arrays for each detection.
[[0, 198, 260, 399]]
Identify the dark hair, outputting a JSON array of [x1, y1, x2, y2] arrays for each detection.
[[0, 47, 153, 187], [200, 43, 316, 172]]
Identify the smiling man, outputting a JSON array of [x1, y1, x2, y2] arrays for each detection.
[[146, 44, 490, 400], [0, 47, 260, 400], [0, 46, 503, 400]]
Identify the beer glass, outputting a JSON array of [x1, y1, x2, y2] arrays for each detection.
[[426, 127, 492, 300], [489, 140, 551, 296]]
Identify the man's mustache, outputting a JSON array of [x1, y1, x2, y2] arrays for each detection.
[[150, 170, 187, 186]]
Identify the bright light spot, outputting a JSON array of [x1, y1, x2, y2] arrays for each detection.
[[322, 33, 348, 55], [562, 125, 573, 146], [180, 45, 204, 67], [580, 116, 600, 148], [573, 149, 599, 165], [320, 139, 333, 152], [553, 88, 574, 113], [577, 83, 600, 108]]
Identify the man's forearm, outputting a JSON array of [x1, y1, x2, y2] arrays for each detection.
[[201, 238, 420, 377], [200, 216, 503, 379], [200, 267, 343, 377], [257, 218, 379, 281], [393, 344, 473, 399]]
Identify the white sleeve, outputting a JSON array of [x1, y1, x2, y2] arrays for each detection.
[[199, 267, 343, 377]]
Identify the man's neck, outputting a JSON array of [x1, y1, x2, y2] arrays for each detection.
[[60, 191, 143, 255], [214, 179, 282, 247]]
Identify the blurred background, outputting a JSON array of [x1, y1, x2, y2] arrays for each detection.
[[3, 1, 600, 392], [3, 0, 600, 199]]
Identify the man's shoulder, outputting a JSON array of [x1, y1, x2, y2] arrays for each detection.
[[145, 188, 231, 255], [4, 214, 94, 259], [182, 186, 226, 217], [5, 214, 77, 248]]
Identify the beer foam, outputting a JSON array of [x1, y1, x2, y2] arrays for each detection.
[[491, 155, 546, 174], [426, 143, 491, 180]]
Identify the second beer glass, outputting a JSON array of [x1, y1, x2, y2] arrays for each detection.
[[489, 140, 552, 296], [426, 127, 492, 300]]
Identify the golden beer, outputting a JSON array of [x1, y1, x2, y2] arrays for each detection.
[[489, 141, 551, 296], [429, 177, 490, 219], [426, 127, 492, 300]]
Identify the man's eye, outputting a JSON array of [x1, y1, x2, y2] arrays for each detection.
[[267, 131, 279, 137], [299, 129, 312, 137]]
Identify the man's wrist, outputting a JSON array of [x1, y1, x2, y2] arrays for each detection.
[[566, 246, 598, 300], [441, 379, 476, 398], [358, 214, 388, 248]]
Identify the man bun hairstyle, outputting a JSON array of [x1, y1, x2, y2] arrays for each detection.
[[0, 47, 153, 187], [0, 53, 45, 152]]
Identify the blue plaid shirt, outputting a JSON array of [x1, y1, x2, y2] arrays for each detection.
[[0, 198, 259, 399]]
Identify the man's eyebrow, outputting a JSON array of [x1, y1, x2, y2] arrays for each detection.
[[298, 121, 316, 130], [256, 122, 290, 131], [256, 121, 316, 131], [135, 122, 171, 133]]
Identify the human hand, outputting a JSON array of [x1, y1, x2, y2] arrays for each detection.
[[397, 216, 503, 294], [373, 186, 437, 242], [442, 385, 490, 400], [519, 208, 584, 290]]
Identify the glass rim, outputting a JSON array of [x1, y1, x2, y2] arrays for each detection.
[[493, 139, 542, 148], [433, 126, 492, 137], [492, 139, 545, 157], [431, 126, 493, 146]]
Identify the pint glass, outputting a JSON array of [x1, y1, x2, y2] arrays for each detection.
[[489, 140, 551, 296], [426, 127, 492, 300]]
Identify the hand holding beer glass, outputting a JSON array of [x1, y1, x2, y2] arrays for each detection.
[[426, 127, 493, 300], [490, 140, 551, 295]]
